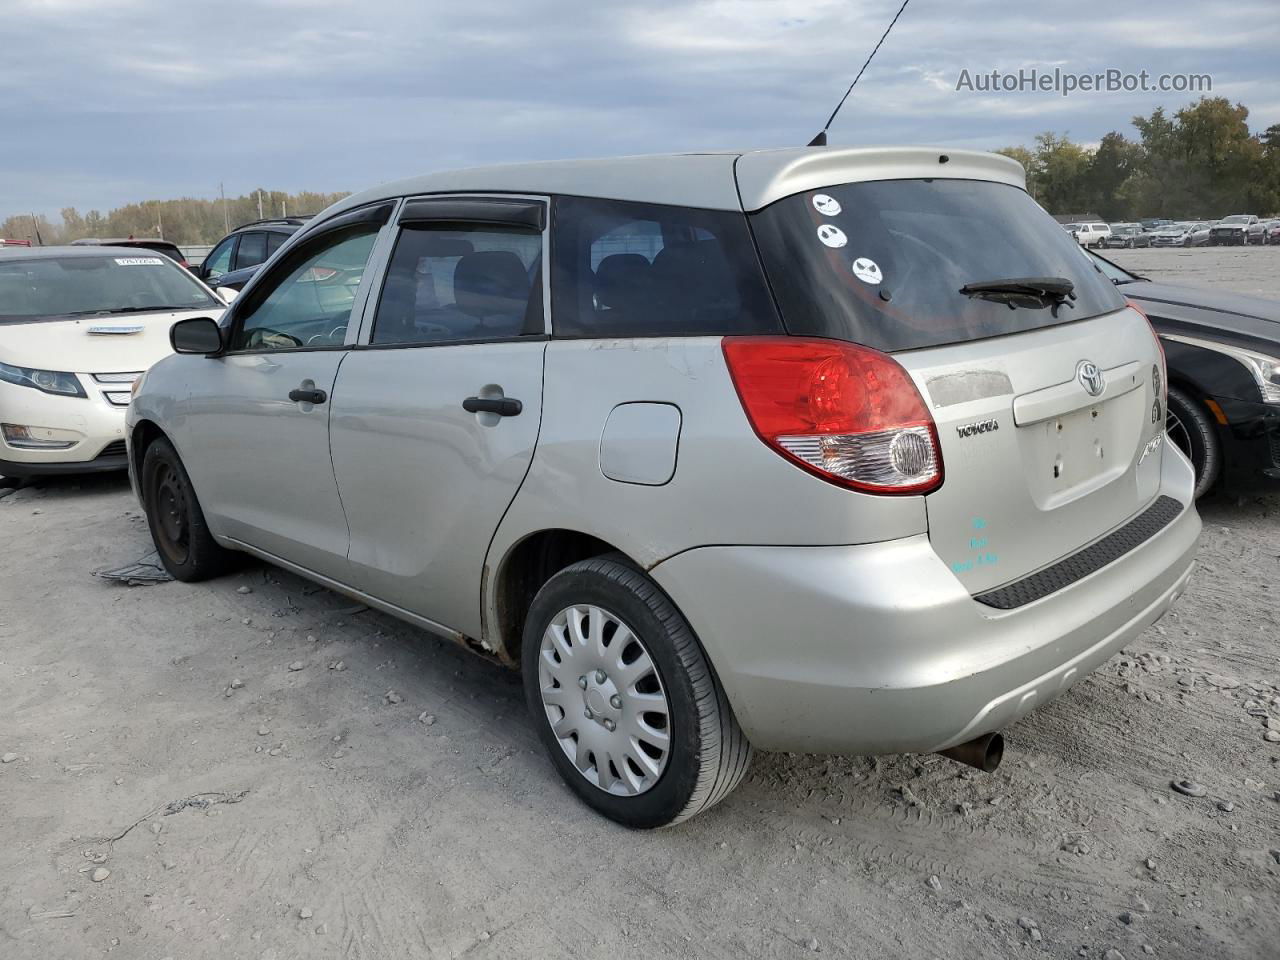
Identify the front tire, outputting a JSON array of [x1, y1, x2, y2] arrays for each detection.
[[141, 437, 237, 581], [522, 555, 752, 828], [1165, 386, 1221, 500]]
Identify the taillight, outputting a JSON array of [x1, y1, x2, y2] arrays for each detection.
[[721, 336, 942, 494], [1126, 299, 1166, 413]]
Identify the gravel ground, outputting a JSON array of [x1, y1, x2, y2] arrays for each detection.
[[1, 251, 1278, 960]]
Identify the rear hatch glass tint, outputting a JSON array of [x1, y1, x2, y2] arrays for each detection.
[[749, 179, 1125, 352]]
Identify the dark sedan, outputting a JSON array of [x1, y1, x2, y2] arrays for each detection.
[[1090, 251, 1280, 498]]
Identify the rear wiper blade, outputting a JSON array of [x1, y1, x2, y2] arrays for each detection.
[[960, 276, 1076, 312]]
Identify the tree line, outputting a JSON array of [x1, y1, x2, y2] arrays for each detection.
[[2, 189, 350, 247], [996, 97, 1280, 220]]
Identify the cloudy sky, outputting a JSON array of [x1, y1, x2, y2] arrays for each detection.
[[2, 0, 1278, 219]]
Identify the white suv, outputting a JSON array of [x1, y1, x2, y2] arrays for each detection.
[[128, 148, 1199, 826], [1072, 222, 1112, 248]]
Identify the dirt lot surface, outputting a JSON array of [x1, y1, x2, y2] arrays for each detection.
[[2, 250, 1278, 960]]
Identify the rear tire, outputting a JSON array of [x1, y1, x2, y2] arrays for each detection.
[[1165, 386, 1221, 500], [522, 555, 752, 828], [141, 437, 238, 581]]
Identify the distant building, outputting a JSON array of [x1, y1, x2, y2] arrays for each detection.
[[1052, 212, 1103, 224]]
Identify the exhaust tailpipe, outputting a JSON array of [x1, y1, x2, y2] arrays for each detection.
[[937, 732, 1004, 772]]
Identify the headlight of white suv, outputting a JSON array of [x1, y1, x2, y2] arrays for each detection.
[[0, 361, 87, 398]]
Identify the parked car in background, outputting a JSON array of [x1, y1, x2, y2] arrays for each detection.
[[1104, 223, 1151, 248], [1262, 219, 1280, 244], [0, 246, 223, 477], [1209, 215, 1260, 246], [71, 237, 192, 271], [1090, 251, 1280, 497], [1150, 223, 1193, 247], [0, 239, 32, 247], [1183, 222, 1213, 247], [1073, 222, 1111, 248], [1139, 218, 1172, 231], [129, 147, 1197, 827], [197, 216, 313, 292]]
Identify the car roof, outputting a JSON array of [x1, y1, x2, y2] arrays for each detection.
[[0, 244, 178, 261], [318, 146, 1027, 221], [72, 237, 181, 247]]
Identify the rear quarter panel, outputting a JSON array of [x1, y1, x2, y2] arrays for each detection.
[[483, 337, 928, 644]]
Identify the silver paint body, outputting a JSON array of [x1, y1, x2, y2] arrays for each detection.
[[129, 147, 1200, 755]]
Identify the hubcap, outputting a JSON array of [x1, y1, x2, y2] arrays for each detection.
[[537, 604, 671, 796]]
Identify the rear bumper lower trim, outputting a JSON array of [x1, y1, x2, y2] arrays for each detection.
[[973, 495, 1184, 610]]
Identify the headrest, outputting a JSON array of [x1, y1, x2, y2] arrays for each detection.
[[593, 253, 651, 309], [454, 250, 530, 318]]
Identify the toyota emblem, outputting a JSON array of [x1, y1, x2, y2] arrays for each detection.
[[1076, 360, 1105, 397]]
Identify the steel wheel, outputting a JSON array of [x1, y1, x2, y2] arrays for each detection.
[[152, 461, 191, 566], [537, 603, 671, 796]]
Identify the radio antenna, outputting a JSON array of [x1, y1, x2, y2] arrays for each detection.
[[807, 0, 914, 146]]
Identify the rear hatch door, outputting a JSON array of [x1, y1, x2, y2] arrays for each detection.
[[896, 309, 1163, 593], [746, 170, 1166, 593]]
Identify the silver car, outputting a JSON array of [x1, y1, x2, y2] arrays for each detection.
[[127, 147, 1200, 827]]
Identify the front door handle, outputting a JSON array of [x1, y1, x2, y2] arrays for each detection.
[[289, 387, 328, 405], [463, 396, 522, 417]]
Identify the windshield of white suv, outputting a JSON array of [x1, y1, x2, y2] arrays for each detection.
[[749, 179, 1125, 352], [0, 253, 220, 322]]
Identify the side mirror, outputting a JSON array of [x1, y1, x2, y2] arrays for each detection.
[[215, 285, 239, 304], [171, 317, 224, 355]]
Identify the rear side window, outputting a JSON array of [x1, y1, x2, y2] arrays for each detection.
[[551, 196, 780, 338], [370, 224, 543, 345], [749, 179, 1125, 353], [266, 232, 288, 256], [234, 232, 268, 270]]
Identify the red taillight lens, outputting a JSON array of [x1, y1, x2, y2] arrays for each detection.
[[1126, 298, 1166, 408], [722, 336, 942, 494]]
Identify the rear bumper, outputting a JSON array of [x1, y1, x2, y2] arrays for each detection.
[[650, 449, 1199, 755]]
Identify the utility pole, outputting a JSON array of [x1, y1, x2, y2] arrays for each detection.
[[156, 204, 164, 240], [282, 199, 287, 218], [257, 190, 264, 220], [220, 182, 230, 233]]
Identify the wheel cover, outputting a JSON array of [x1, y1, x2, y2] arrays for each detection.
[[538, 604, 671, 797], [152, 463, 191, 565]]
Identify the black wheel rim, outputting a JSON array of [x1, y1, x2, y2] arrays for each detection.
[[153, 463, 191, 565]]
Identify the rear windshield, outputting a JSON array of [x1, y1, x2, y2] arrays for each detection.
[[749, 179, 1125, 353], [0, 254, 220, 322]]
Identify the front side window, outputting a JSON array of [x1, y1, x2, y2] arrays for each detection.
[[0, 254, 221, 322], [202, 237, 236, 279], [230, 226, 379, 351], [234, 232, 268, 270], [551, 196, 780, 338], [370, 224, 543, 345], [749, 179, 1126, 353]]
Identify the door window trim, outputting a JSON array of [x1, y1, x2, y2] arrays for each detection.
[[220, 201, 396, 357], [352, 193, 553, 348]]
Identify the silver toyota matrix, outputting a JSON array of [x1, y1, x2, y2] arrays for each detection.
[[128, 147, 1200, 827]]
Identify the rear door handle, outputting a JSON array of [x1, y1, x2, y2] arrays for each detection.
[[288, 387, 328, 405], [463, 396, 522, 417]]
